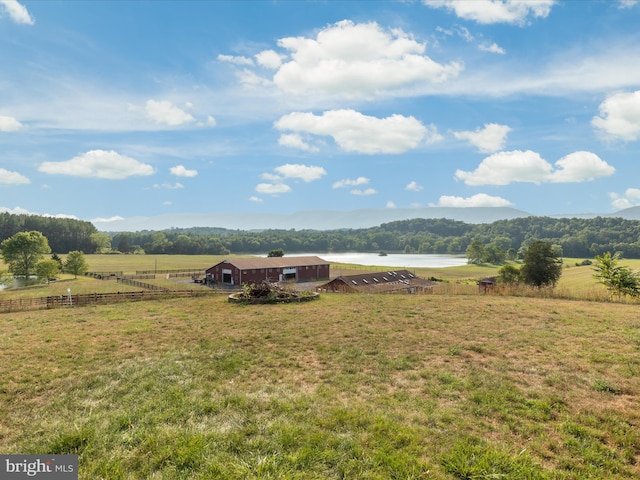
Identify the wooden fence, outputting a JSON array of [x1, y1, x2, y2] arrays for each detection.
[[0, 290, 212, 313], [136, 268, 205, 275], [116, 277, 169, 291], [85, 271, 123, 280]]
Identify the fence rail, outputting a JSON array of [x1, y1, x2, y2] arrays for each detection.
[[167, 272, 202, 279], [84, 271, 123, 280], [0, 290, 212, 313], [120, 274, 156, 280], [136, 268, 205, 275], [116, 277, 169, 291]]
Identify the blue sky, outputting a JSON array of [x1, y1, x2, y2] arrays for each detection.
[[2, 0, 640, 229]]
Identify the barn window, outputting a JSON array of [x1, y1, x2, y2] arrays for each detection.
[[373, 278, 379, 282], [362, 279, 369, 284], [351, 280, 358, 285]]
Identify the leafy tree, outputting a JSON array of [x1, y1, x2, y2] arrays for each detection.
[[0, 231, 51, 278], [90, 232, 112, 253], [520, 240, 563, 288], [268, 248, 285, 257], [497, 264, 521, 285], [51, 253, 64, 270], [35, 259, 60, 283], [466, 239, 485, 264], [64, 250, 89, 278], [593, 251, 640, 298], [484, 244, 506, 264], [117, 236, 131, 254]]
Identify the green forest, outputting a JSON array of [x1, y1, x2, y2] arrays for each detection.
[[0, 212, 96, 253], [3, 213, 640, 260], [110, 216, 640, 259]]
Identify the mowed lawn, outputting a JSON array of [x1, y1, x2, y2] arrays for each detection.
[[1, 292, 639, 479]]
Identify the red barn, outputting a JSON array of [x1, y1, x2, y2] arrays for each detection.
[[205, 256, 330, 286]]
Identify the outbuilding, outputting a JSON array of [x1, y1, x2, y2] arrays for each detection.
[[205, 256, 330, 286], [478, 276, 498, 293], [318, 269, 436, 294]]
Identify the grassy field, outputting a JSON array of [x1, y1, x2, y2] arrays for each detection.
[[1, 288, 639, 478], [2, 253, 632, 297]]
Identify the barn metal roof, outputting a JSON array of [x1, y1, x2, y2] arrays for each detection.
[[208, 256, 330, 270], [320, 269, 436, 292], [333, 269, 417, 286]]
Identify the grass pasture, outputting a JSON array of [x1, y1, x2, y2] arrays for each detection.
[[1, 291, 639, 479]]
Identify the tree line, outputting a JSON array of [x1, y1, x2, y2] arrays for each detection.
[[108, 216, 640, 259], [4, 213, 640, 259], [0, 213, 97, 253]]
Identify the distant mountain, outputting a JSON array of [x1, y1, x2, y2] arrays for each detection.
[[610, 206, 640, 220], [93, 207, 533, 232]]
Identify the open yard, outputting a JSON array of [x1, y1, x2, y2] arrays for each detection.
[[1, 289, 638, 479]]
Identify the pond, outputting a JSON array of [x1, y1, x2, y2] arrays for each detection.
[[283, 252, 468, 268]]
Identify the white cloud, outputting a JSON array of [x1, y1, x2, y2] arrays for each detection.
[[423, 0, 555, 25], [255, 163, 326, 195], [249, 196, 264, 203], [351, 188, 377, 196], [610, 188, 640, 210], [618, 0, 638, 9], [0, 207, 78, 218], [217, 54, 254, 66], [453, 123, 511, 153], [592, 90, 640, 141], [275, 109, 430, 154], [255, 50, 284, 69], [430, 193, 514, 207], [0, 115, 22, 132], [91, 215, 125, 223], [144, 99, 195, 126], [386, 201, 397, 208], [153, 182, 184, 190], [255, 183, 292, 195], [455, 150, 552, 185], [274, 164, 327, 182], [236, 69, 272, 87], [0, 206, 32, 215], [455, 150, 614, 185], [479, 42, 506, 54], [548, 151, 615, 183], [278, 133, 320, 152], [333, 177, 370, 189], [261, 172, 282, 182], [405, 181, 423, 192], [0, 168, 30, 185], [197, 115, 217, 128], [170, 165, 198, 177], [0, 0, 34, 25], [423, 124, 444, 144], [265, 20, 461, 97], [436, 25, 474, 42], [38, 150, 155, 179]]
